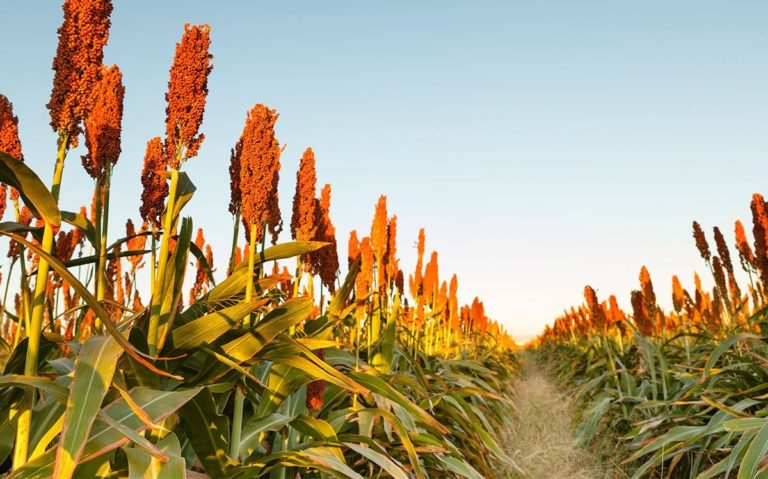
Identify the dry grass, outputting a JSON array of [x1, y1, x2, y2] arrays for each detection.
[[503, 357, 622, 479]]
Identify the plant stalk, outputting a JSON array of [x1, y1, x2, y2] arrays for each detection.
[[13, 132, 68, 469], [148, 168, 179, 356]]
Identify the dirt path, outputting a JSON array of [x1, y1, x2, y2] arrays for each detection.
[[503, 355, 620, 478]]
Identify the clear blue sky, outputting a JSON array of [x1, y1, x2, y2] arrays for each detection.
[[2, 1, 767, 340]]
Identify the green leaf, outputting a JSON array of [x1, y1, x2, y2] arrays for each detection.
[[61, 210, 97, 249], [327, 261, 358, 319], [171, 172, 196, 220], [154, 216, 193, 353], [435, 455, 485, 479], [57, 249, 150, 270], [11, 387, 199, 479], [178, 388, 236, 478], [258, 338, 367, 395], [125, 433, 186, 479], [725, 418, 768, 433], [54, 335, 124, 479], [180, 242, 323, 323], [189, 240, 215, 286], [97, 411, 168, 462], [196, 298, 313, 383], [704, 333, 759, 378], [0, 151, 60, 227], [345, 442, 409, 479], [0, 222, 43, 243], [739, 421, 768, 479], [356, 408, 427, 479], [82, 387, 199, 462], [0, 374, 69, 403], [300, 447, 363, 479], [349, 371, 446, 433], [239, 413, 294, 459], [291, 414, 338, 442], [169, 299, 268, 352], [29, 396, 65, 460]]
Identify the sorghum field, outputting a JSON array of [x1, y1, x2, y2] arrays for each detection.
[[0, 1, 516, 478], [3, 1, 768, 479], [532, 193, 768, 478]]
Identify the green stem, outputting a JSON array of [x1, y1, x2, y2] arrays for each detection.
[[13, 132, 68, 469], [95, 163, 111, 310], [148, 168, 179, 356], [150, 226, 157, 289], [244, 223, 257, 327], [93, 175, 102, 299], [228, 212, 240, 276], [293, 259, 302, 299]]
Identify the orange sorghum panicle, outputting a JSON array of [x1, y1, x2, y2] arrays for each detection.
[[672, 275, 685, 314], [82, 64, 124, 178], [639, 265, 656, 309], [306, 349, 327, 411], [438, 281, 448, 316], [164, 23, 213, 167], [735, 219, 757, 270], [409, 228, 426, 297], [692, 221, 711, 263], [449, 274, 460, 333], [712, 256, 728, 299], [47, 0, 113, 140], [357, 237, 373, 296], [422, 251, 439, 305], [237, 104, 282, 244], [385, 215, 398, 284], [712, 226, 734, 275], [631, 290, 653, 336], [584, 285, 606, 331], [470, 298, 485, 332], [139, 137, 168, 228], [228, 147, 241, 215], [750, 194, 768, 284], [348, 230, 360, 269], [395, 269, 404, 296], [125, 219, 148, 270], [370, 195, 388, 263], [608, 294, 625, 324], [0, 94, 23, 162], [0, 94, 24, 217], [291, 147, 318, 242], [313, 184, 339, 292]]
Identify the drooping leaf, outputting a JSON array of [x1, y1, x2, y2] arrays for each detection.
[[61, 210, 97, 249], [0, 231, 180, 380], [0, 151, 60, 227]]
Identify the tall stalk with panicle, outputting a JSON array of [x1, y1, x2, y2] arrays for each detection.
[[82, 64, 124, 311], [291, 147, 318, 297], [14, 0, 112, 468], [233, 103, 282, 305], [228, 103, 282, 456], [312, 184, 340, 303], [147, 22, 212, 356], [369, 196, 387, 356], [227, 147, 241, 275]]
